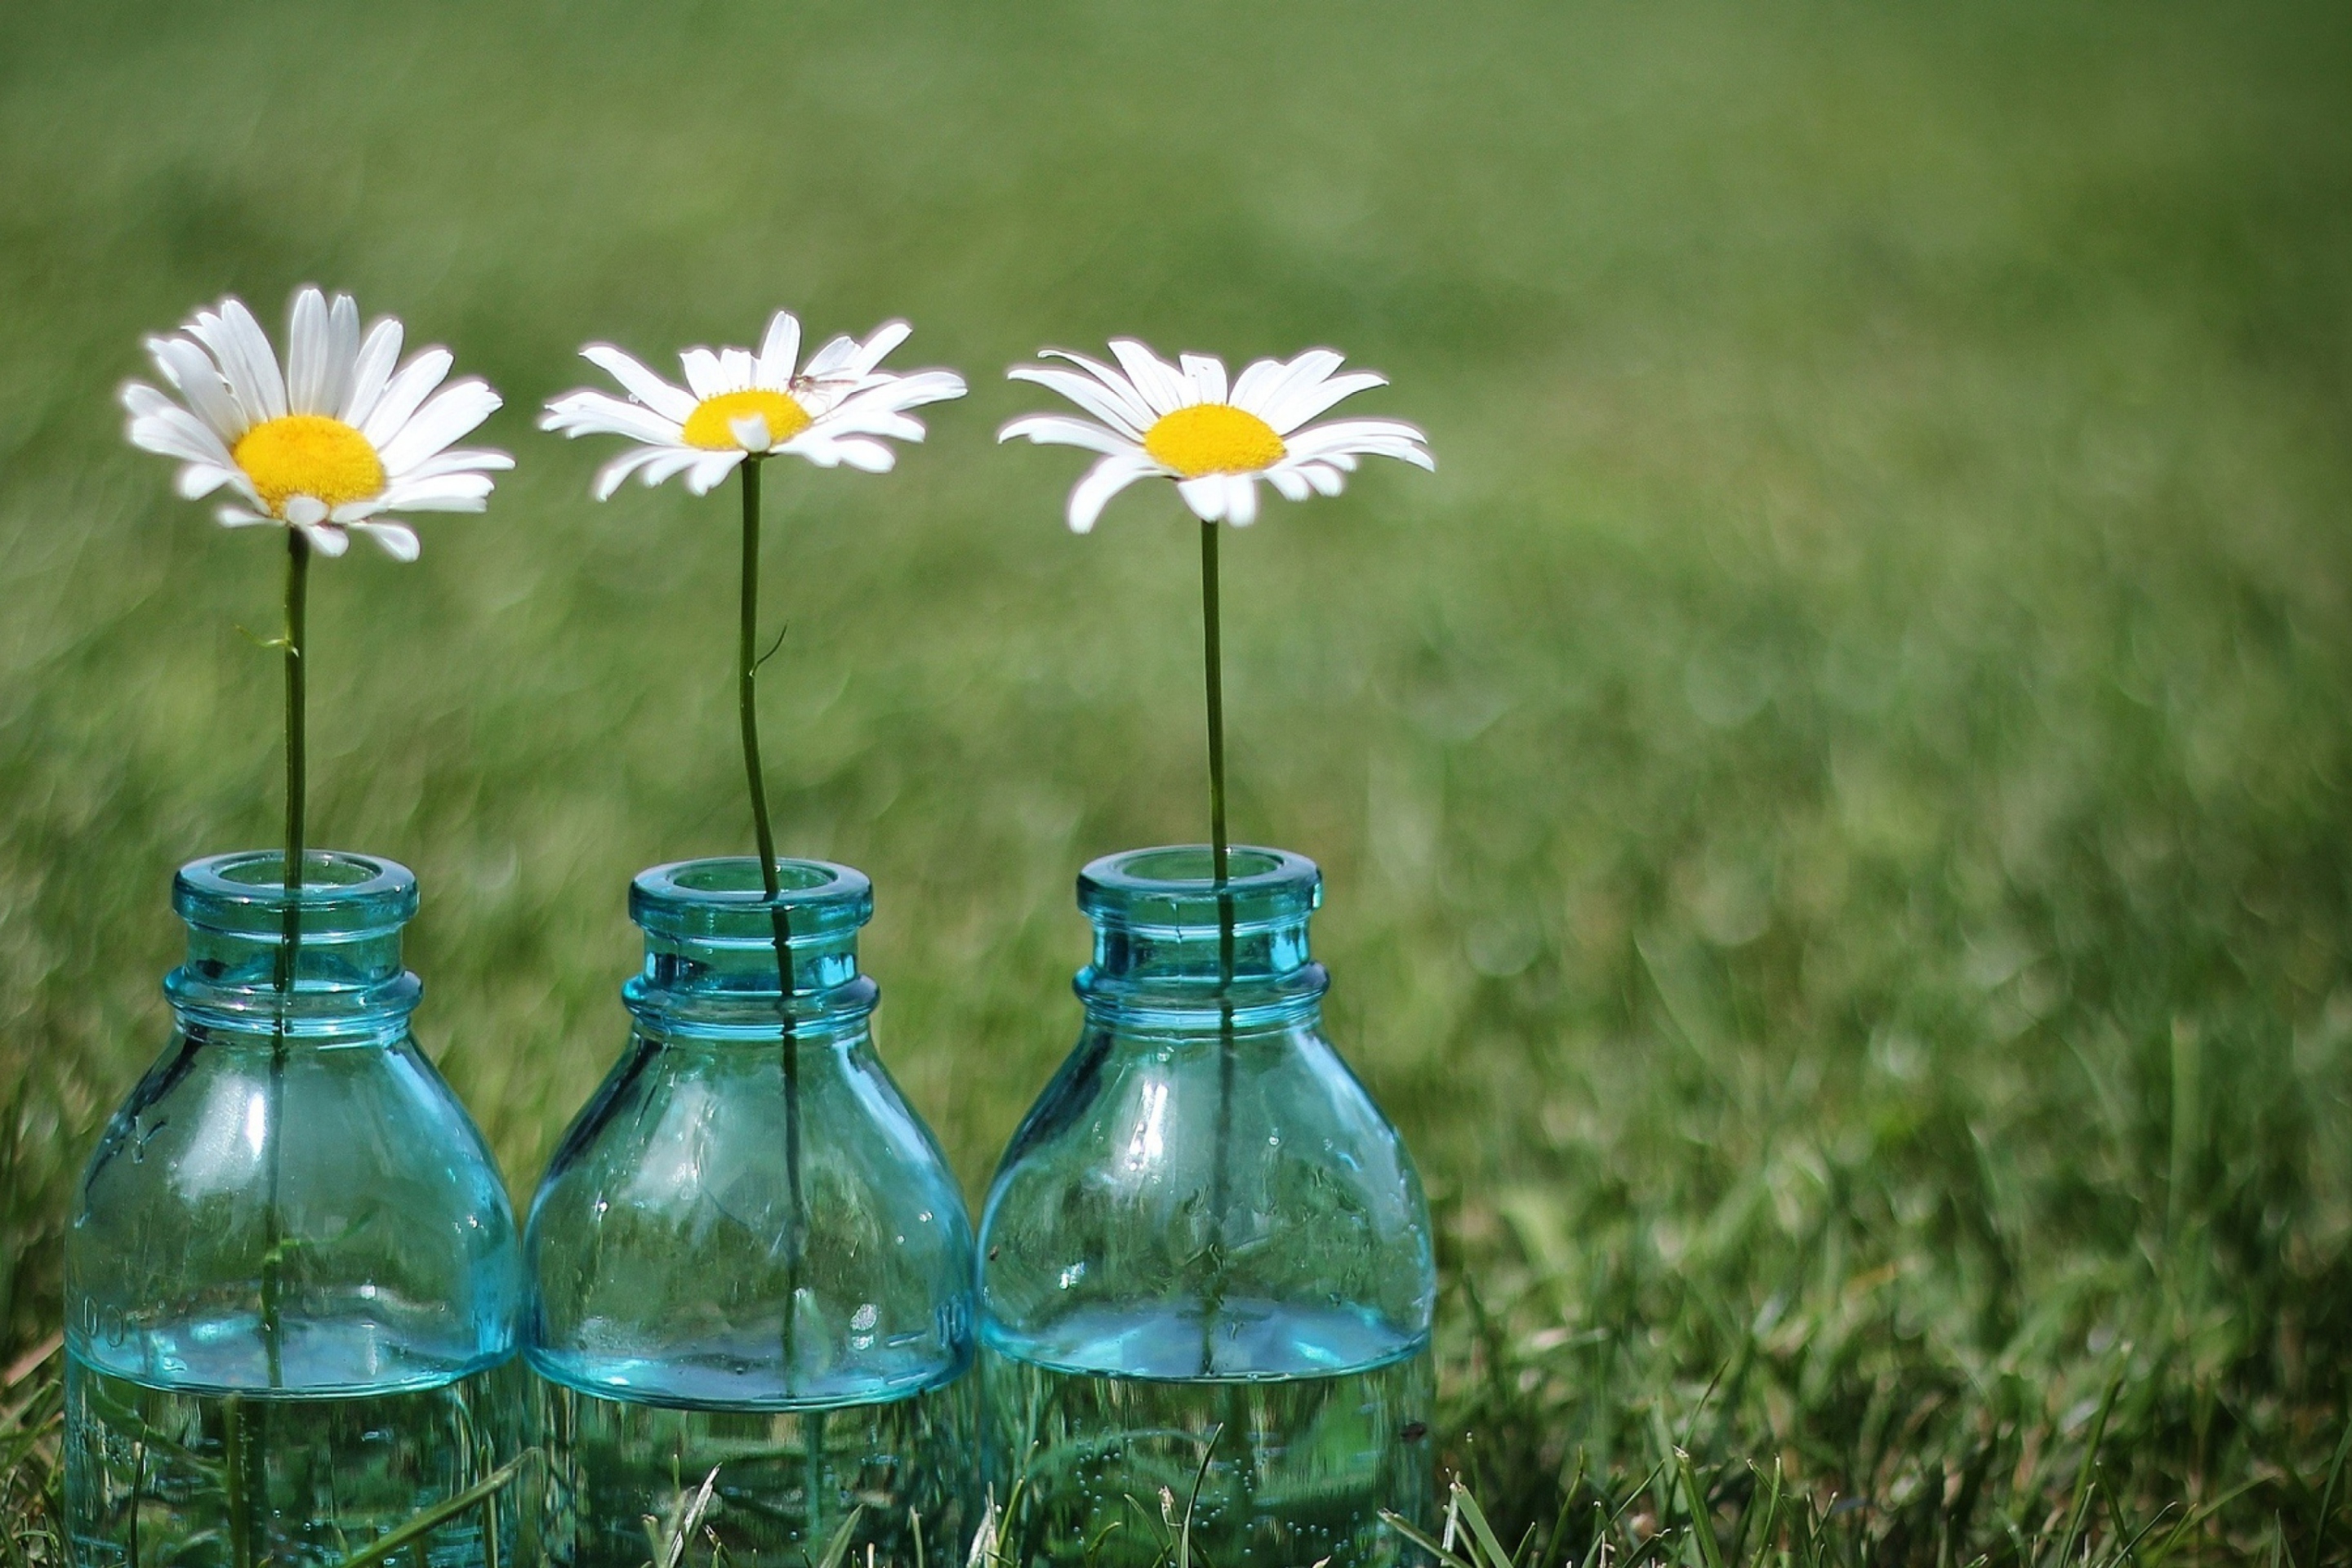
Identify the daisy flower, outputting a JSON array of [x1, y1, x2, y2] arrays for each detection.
[[998, 339, 1432, 532], [538, 312, 966, 497], [121, 287, 511, 561]]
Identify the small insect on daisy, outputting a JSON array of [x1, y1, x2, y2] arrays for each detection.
[[997, 337, 1432, 532], [122, 287, 512, 563]]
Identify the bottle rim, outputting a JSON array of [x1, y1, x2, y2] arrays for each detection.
[[174, 849, 418, 936], [1077, 844, 1322, 933], [631, 856, 873, 942]]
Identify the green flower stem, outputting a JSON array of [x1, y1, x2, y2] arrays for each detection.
[[737, 458, 804, 1391], [262, 527, 309, 1396], [1199, 519, 1238, 1378]]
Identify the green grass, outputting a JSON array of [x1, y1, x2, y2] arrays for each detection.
[[4, 0, 2352, 1560]]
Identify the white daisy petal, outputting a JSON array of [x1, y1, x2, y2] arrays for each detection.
[[541, 390, 684, 446], [1007, 367, 1153, 438], [146, 339, 247, 443], [1231, 352, 1342, 434], [299, 520, 350, 557], [1037, 349, 1160, 430], [174, 463, 238, 501], [1226, 356, 1292, 415], [1178, 354, 1229, 406], [799, 332, 861, 381], [828, 436, 898, 473], [378, 380, 501, 475], [820, 407, 926, 443], [997, 414, 1143, 457], [1298, 462, 1347, 496], [1286, 417, 1435, 469], [639, 448, 710, 489], [319, 293, 362, 421], [1067, 452, 1158, 534], [197, 299, 288, 422], [125, 401, 234, 470], [399, 447, 515, 482], [286, 288, 330, 415], [351, 520, 422, 562], [755, 312, 803, 388], [717, 348, 756, 394], [591, 445, 676, 501], [1266, 466, 1312, 502], [361, 350, 454, 448], [1223, 474, 1260, 525], [1107, 340, 1193, 416], [379, 473, 497, 511], [580, 345, 698, 424], [341, 318, 406, 428], [216, 505, 275, 528], [843, 368, 965, 412], [683, 452, 746, 494], [729, 412, 773, 452], [1263, 370, 1388, 434], [679, 348, 728, 400], [846, 321, 913, 377], [1176, 474, 1228, 523]]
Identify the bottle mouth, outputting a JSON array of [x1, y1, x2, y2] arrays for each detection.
[[174, 850, 418, 939], [1077, 845, 1321, 935], [631, 858, 873, 945]]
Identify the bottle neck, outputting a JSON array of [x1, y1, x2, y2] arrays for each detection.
[[622, 857, 879, 1040], [1073, 845, 1329, 1032], [164, 850, 421, 1041]]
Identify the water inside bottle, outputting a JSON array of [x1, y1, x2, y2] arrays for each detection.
[[982, 1303, 1432, 1568], [65, 1343, 529, 1568]]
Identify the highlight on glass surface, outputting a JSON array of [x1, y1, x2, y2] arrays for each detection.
[[998, 337, 1432, 531], [122, 287, 512, 562], [539, 310, 966, 496]]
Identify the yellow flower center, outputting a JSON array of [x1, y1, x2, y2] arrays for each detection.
[[681, 389, 813, 451], [231, 416, 385, 514], [1143, 403, 1286, 478]]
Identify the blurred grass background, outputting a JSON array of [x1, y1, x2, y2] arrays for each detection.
[[4, 0, 2351, 1557]]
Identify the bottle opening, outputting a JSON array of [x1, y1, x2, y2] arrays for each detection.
[[175, 850, 419, 941], [1078, 844, 1321, 936], [630, 857, 873, 945]]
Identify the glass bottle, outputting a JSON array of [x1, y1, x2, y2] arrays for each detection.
[[979, 846, 1437, 1568], [526, 859, 976, 1568], [65, 850, 527, 1568]]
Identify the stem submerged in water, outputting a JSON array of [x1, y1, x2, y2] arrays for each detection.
[[738, 459, 804, 1391], [1199, 521, 1238, 1379]]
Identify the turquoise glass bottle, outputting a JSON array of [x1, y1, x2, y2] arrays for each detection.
[[525, 859, 976, 1566], [65, 851, 527, 1568], [979, 846, 1436, 1568]]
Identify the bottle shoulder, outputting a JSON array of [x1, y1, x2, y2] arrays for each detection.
[[978, 1018, 1434, 1370], [67, 1029, 522, 1392]]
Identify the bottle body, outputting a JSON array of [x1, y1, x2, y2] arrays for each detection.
[[978, 847, 1436, 1568], [64, 851, 525, 1568], [525, 858, 977, 1566]]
